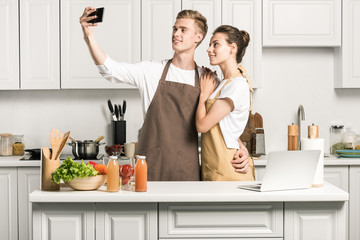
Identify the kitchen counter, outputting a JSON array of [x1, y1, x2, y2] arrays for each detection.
[[2, 154, 360, 167], [30, 181, 348, 240]]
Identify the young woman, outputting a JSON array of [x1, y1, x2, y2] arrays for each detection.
[[196, 25, 255, 181]]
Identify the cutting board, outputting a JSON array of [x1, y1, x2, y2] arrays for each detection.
[[240, 112, 263, 154]]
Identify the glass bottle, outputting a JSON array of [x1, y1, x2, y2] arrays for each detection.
[[0, 133, 13, 156], [107, 156, 119, 192], [343, 127, 356, 150], [135, 156, 147, 192], [12, 135, 25, 156], [330, 125, 344, 154]]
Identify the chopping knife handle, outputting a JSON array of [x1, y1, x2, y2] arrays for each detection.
[[107, 99, 114, 113], [122, 100, 126, 115]]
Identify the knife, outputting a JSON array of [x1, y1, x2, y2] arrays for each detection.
[[122, 100, 126, 120], [114, 104, 119, 121], [118, 104, 123, 120], [107, 99, 117, 121]]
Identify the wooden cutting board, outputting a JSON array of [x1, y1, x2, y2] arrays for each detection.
[[240, 112, 263, 154]]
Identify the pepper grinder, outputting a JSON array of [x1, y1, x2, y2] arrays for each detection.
[[288, 123, 299, 151]]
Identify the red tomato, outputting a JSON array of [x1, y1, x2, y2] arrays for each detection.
[[120, 164, 134, 177], [122, 176, 130, 185]]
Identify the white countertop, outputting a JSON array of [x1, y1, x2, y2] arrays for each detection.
[[29, 181, 348, 203], [2, 154, 360, 167]]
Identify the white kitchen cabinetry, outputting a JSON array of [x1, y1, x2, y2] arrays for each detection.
[[142, 0, 181, 61], [0, 168, 18, 240], [263, 0, 341, 47], [334, 0, 360, 88], [350, 166, 360, 240], [159, 202, 283, 238], [284, 202, 347, 240], [32, 203, 95, 240], [18, 167, 41, 240], [222, 0, 262, 88], [182, 0, 222, 75], [324, 165, 349, 191], [20, 0, 60, 89], [61, 0, 140, 89], [0, 0, 19, 89], [96, 203, 158, 240]]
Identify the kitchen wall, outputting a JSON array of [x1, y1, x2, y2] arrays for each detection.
[[1, 47, 360, 155]]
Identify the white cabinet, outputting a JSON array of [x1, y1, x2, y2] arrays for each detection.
[[142, 0, 181, 61], [285, 202, 347, 240], [61, 0, 140, 89], [0, 168, 18, 240], [182, 0, 222, 75], [349, 166, 360, 240], [334, 0, 360, 88], [222, 0, 262, 88], [96, 203, 158, 240], [0, 0, 19, 89], [159, 202, 283, 238], [20, 0, 60, 89], [32, 203, 95, 240], [18, 167, 41, 240], [324, 165, 349, 192], [263, 0, 341, 47]]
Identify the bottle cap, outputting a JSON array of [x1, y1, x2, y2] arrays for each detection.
[[109, 156, 118, 160], [137, 155, 146, 160]]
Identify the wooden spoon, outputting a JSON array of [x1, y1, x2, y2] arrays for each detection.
[[42, 147, 51, 160], [50, 129, 63, 160], [55, 131, 71, 160], [95, 136, 104, 143]]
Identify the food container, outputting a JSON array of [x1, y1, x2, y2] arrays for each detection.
[[0, 133, 13, 156], [330, 125, 344, 154], [343, 127, 356, 149], [68, 140, 105, 160], [12, 135, 25, 155]]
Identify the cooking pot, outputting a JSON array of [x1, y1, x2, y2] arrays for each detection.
[[68, 140, 104, 160]]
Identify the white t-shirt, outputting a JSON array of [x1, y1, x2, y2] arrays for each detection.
[[209, 77, 250, 149], [96, 56, 204, 117]]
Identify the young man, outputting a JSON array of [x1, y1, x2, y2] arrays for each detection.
[[79, 8, 250, 181]]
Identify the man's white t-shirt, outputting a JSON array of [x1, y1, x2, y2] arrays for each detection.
[[96, 56, 249, 149]]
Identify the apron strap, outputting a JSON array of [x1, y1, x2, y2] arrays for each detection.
[[214, 66, 253, 111], [194, 62, 200, 88], [159, 60, 172, 84]]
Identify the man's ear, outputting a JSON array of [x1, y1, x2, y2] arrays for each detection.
[[195, 32, 203, 44]]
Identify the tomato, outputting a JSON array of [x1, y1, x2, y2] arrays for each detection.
[[122, 176, 130, 185], [120, 164, 134, 177]]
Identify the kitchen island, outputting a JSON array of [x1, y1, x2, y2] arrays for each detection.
[[30, 181, 348, 240]]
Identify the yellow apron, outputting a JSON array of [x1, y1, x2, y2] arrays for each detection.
[[201, 66, 255, 181]]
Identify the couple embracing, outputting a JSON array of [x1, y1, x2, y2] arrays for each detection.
[[80, 8, 255, 182]]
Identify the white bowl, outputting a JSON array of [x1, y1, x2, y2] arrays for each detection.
[[65, 175, 106, 191]]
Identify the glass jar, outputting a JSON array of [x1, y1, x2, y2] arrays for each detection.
[[12, 135, 25, 156], [330, 125, 344, 154], [355, 134, 360, 150], [343, 127, 356, 150], [0, 133, 13, 156]]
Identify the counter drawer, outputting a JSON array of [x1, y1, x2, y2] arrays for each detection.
[[159, 202, 283, 238]]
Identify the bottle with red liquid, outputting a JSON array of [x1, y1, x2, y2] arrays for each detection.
[[135, 156, 147, 192]]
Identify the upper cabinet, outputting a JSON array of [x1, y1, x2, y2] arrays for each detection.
[[334, 0, 360, 88], [222, 0, 262, 88], [263, 0, 341, 47], [61, 0, 140, 89], [20, 0, 60, 89], [0, 0, 19, 89], [0, 0, 59, 90]]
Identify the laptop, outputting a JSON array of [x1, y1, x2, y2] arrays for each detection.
[[239, 150, 321, 192]]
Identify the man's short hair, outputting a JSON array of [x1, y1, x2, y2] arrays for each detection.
[[176, 9, 208, 47]]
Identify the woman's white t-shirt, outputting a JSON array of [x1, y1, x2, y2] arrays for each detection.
[[208, 77, 250, 149]]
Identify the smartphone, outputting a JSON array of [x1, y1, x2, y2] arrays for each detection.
[[88, 7, 104, 24]]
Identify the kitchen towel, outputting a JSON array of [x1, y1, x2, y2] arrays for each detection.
[[301, 138, 324, 187]]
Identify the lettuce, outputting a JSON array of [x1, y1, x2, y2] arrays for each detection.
[[51, 157, 98, 184]]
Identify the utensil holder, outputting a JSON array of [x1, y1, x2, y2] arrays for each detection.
[[41, 147, 60, 191], [112, 120, 126, 145]]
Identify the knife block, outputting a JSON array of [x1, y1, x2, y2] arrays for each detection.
[[112, 120, 126, 145], [41, 148, 60, 191]]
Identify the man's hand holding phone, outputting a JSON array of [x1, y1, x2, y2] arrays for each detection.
[[80, 7, 104, 38]]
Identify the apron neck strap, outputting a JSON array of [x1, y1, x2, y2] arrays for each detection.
[[160, 59, 200, 88]]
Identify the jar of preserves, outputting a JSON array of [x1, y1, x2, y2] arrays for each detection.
[[0, 133, 13, 156], [12, 135, 25, 156]]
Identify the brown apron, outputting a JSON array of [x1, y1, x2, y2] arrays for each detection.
[[201, 66, 255, 181], [135, 59, 200, 181]]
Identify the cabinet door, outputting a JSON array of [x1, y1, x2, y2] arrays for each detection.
[[350, 166, 360, 240], [0, 0, 19, 89], [334, 0, 360, 88], [61, 0, 140, 89], [0, 168, 18, 240], [18, 167, 40, 240], [324, 166, 349, 192], [182, 0, 222, 75], [20, 0, 60, 89], [263, 0, 341, 46], [222, 0, 262, 88], [96, 203, 158, 240], [32, 203, 95, 240], [142, 0, 181, 61]]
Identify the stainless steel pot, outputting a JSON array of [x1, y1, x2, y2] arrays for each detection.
[[68, 140, 104, 159]]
